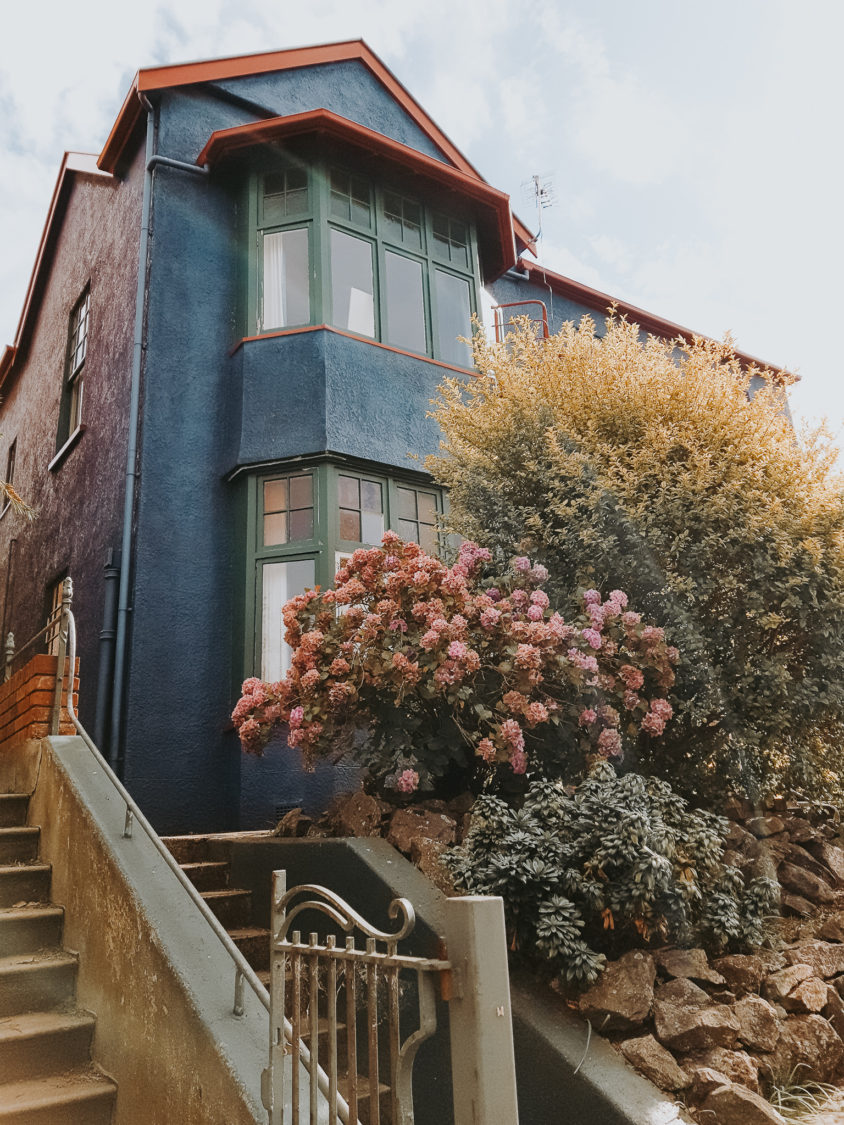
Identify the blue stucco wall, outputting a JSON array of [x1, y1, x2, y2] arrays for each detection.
[[153, 60, 449, 166], [236, 329, 449, 469], [487, 270, 611, 338], [123, 61, 464, 832]]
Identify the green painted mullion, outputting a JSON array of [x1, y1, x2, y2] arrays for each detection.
[[247, 171, 260, 334], [313, 158, 330, 326], [244, 473, 259, 676]]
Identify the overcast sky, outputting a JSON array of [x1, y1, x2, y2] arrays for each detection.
[[2, 0, 842, 443]]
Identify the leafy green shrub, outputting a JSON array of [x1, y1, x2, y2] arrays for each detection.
[[429, 317, 844, 805], [445, 762, 779, 986]]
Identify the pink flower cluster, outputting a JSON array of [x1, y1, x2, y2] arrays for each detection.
[[230, 535, 679, 788]]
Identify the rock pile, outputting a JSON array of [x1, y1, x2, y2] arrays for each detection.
[[578, 797, 844, 1124], [272, 789, 470, 893]]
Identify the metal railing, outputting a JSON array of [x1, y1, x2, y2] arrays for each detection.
[[490, 300, 549, 344], [50, 577, 354, 1123], [268, 875, 452, 1125]]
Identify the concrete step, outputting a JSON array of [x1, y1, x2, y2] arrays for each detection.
[[229, 926, 270, 972], [0, 905, 63, 956], [340, 1074, 392, 1125], [0, 827, 40, 865], [201, 888, 252, 930], [0, 1069, 116, 1124], [161, 834, 211, 864], [0, 951, 78, 1018], [0, 1009, 96, 1083], [0, 795, 29, 828], [180, 860, 229, 892], [0, 864, 51, 908]]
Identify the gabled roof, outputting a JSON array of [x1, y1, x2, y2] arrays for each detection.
[[516, 259, 797, 383], [0, 153, 113, 390], [198, 109, 516, 279], [98, 39, 537, 256]]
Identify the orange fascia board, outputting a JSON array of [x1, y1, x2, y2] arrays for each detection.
[[101, 40, 472, 175], [98, 39, 532, 247], [199, 109, 517, 279], [519, 259, 796, 382], [0, 153, 113, 391]]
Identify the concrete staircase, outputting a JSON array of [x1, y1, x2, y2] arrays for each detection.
[[162, 834, 391, 1124], [0, 793, 116, 1123]]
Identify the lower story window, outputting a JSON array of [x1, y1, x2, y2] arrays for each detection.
[[245, 460, 446, 679]]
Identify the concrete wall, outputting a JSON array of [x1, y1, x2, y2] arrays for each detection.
[[10, 736, 265, 1125]]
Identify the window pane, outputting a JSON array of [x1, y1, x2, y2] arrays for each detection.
[[435, 271, 472, 367], [417, 493, 437, 522], [261, 559, 315, 681], [385, 252, 426, 354], [398, 519, 419, 543], [286, 188, 308, 215], [419, 522, 438, 555], [397, 487, 417, 520], [288, 507, 313, 540], [264, 478, 288, 513], [263, 512, 288, 546], [330, 230, 375, 338], [361, 511, 385, 544], [339, 509, 362, 540], [263, 229, 310, 329], [289, 474, 313, 508], [361, 480, 382, 513], [338, 475, 360, 508]]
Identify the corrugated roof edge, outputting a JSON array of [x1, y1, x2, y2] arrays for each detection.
[[518, 259, 798, 384]]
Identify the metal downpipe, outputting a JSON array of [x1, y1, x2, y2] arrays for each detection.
[[109, 96, 155, 771]]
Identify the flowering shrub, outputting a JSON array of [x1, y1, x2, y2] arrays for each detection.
[[233, 535, 677, 795], [445, 763, 779, 985]]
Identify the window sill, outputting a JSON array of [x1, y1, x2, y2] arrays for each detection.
[[49, 425, 86, 473]]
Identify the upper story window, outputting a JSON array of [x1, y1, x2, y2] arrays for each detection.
[[56, 287, 90, 454], [250, 153, 478, 368], [1, 439, 16, 518]]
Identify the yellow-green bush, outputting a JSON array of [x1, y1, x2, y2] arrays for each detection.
[[429, 318, 844, 805]]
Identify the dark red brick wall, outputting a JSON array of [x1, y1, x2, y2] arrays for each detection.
[[0, 138, 144, 732], [0, 654, 79, 749]]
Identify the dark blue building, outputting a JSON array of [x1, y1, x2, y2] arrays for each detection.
[[0, 42, 781, 833]]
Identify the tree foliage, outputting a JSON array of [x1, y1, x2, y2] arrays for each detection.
[[445, 763, 779, 985], [428, 317, 844, 804]]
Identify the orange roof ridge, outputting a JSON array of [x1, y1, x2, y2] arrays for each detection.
[[96, 39, 536, 253], [1, 153, 114, 389], [518, 259, 796, 381]]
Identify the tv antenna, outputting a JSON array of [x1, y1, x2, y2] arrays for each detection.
[[522, 174, 555, 244]]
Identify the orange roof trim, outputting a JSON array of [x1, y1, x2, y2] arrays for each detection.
[[97, 39, 536, 254], [1, 153, 113, 391], [198, 109, 516, 279], [518, 260, 796, 382]]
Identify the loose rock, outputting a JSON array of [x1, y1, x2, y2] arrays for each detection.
[[578, 951, 656, 1031], [272, 807, 312, 837], [767, 1014, 844, 1084], [778, 862, 835, 904], [331, 791, 386, 837], [618, 1034, 690, 1091], [701, 1081, 787, 1124], [746, 816, 786, 838], [781, 891, 815, 917], [762, 963, 813, 1005], [780, 977, 828, 1014], [410, 837, 454, 895], [386, 808, 457, 854], [713, 954, 767, 996], [808, 840, 844, 884], [819, 916, 844, 943], [733, 994, 780, 1052], [654, 947, 725, 986], [653, 978, 739, 1052], [784, 940, 844, 979], [683, 1047, 760, 1093]]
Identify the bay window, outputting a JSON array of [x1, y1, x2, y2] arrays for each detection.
[[249, 151, 479, 367], [245, 461, 446, 679]]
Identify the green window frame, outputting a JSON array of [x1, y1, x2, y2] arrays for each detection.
[[247, 152, 479, 367], [56, 287, 90, 453], [243, 460, 446, 678]]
